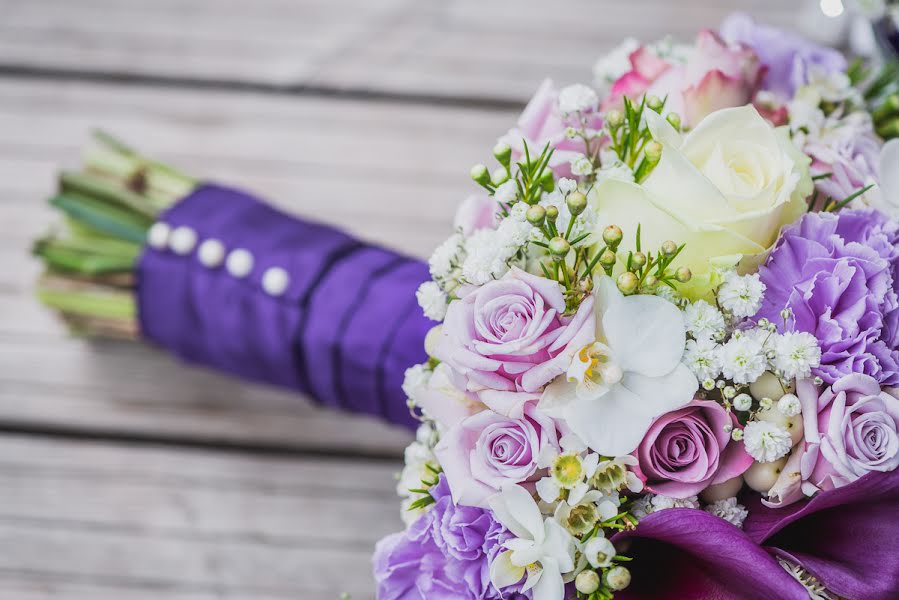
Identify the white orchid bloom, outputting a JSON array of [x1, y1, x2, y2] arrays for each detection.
[[489, 484, 576, 600], [867, 139, 899, 217], [540, 276, 697, 456]]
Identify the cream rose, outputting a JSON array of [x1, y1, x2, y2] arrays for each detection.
[[590, 105, 812, 298]]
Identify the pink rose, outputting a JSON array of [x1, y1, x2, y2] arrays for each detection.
[[798, 374, 899, 496], [412, 363, 483, 430], [634, 399, 753, 499], [604, 30, 763, 127], [434, 401, 560, 507], [453, 194, 499, 236], [435, 267, 594, 409], [499, 79, 603, 176]]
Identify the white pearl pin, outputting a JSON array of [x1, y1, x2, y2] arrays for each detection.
[[198, 239, 226, 268], [147, 222, 171, 250], [262, 266, 290, 296], [226, 248, 254, 278], [169, 226, 198, 255]]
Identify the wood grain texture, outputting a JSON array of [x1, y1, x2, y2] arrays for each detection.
[[0, 434, 401, 599], [0, 0, 793, 102]]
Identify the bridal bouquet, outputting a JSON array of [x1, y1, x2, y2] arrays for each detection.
[[375, 14, 899, 600]]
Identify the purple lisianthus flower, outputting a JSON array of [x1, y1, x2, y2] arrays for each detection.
[[373, 475, 529, 600], [757, 209, 899, 386], [806, 113, 882, 201], [720, 13, 847, 99]]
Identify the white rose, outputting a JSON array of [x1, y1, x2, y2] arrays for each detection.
[[590, 105, 812, 298]]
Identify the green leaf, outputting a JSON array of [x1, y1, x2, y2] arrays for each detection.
[[50, 191, 152, 244]]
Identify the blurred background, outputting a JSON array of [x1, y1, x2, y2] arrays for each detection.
[[0, 1, 882, 598]]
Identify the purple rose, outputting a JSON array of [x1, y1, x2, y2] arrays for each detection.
[[373, 476, 528, 600], [797, 375, 899, 496], [757, 210, 899, 386], [435, 267, 594, 401], [634, 399, 753, 499], [720, 13, 847, 99], [434, 401, 560, 507]]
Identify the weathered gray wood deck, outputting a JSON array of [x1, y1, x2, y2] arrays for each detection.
[[0, 1, 789, 597]]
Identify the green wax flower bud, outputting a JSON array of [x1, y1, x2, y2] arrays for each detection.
[[646, 94, 663, 112], [631, 251, 647, 268], [599, 249, 617, 268], [575, 570, 600, 594], [604, 566, 632, 591], [526, 205, 546, 226], [666, 112, 682, 130], [606, 109, 624, 130], [617, 271, 639, 294], [470, 164, 490, 186], [549, 236, 571, 257], [491, 167, 509, 186], [676, 266, 692, 283], [644, 141, 663, 163], [566, 191, 588, 216], [492, 142, 512, 166], [643, 274, 659, 289], [545, 205, 559, 222], [660, 240, 678, 256], [540, 168, 555, 192], [602, 224, 623, 248]]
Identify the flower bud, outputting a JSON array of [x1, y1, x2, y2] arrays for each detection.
[[491, 167, 509, 186], [733, 393, 753, 411], [631, 252, 647, 268], [545, 205, 559, 222], [602, 224, 623, 248], [566, 191, 588, 216], [644, 141, 662, 163], [660, 240, 678, 256], [604, 566, 632, 591], [549, 236, 571, 257], [575, 570, 600, 594], [599, 249, 617, 268], [540, 168, 555, 192], [606, 109, 624, 129], [666, 112, 682, 130], [646, 94, 663, 112], [617, 272, 639, 294], [424, 325, 444, 357], [675, 266, 692, 283], [643, 274, 659, 289], [526, 205, 546, 226], [492, 142, 512, 166], [470, 164, 490, 186]]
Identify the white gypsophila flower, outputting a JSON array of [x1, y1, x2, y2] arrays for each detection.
[[805, 66, 861, 105], [397, 438, 437, 525], [704, 497, 749, 529], [461, 228, 517, 284], [717, 272, 766, 318], [739, 326, 778, 354], [743, 420, 793, 463], [429, 233, 464, 280], [557, 177, 578, 196], [683, 300, 725, 340], [773, 331, 821, 380], [558, 83, 599, 114], [629, 495, 654, 520], [719, 335, 767, 385], [494, 180, 519, 205], [649, 36, 692, 64], [497, 210, 534, 248], [650, 494, 700, 511], [416, 281, 448, 321], [777, 393, 802, 418], [537, 191, 595, 241], [570, 154, 595, 177], [733, 393, 753, 411], [654, 284, 681, 305], [594, 160, 635, 186], [401, 363, 431, 402], [682, 337, 722, 382], [593, 37, 641, 90]]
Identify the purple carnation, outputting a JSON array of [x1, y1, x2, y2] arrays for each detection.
[[720, 13, 847, 99], [757, 209, 899, 386], [373, 475, 529, 600]]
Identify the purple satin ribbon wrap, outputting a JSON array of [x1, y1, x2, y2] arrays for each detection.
[[137, 184, 431, 428]]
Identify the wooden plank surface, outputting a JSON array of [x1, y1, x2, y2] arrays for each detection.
[[0, 78, 517, 452], [0, 434, 400, 599], [0, 0, 794, 102]]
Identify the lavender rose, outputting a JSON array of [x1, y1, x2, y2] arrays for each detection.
[[373, 475, 526, 600], [797, 375, 899, 497], [757, 210, 899, 386], [435, 401, 560, 507], [634, 399, 753, 499], [435, 267, 594, 405]]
